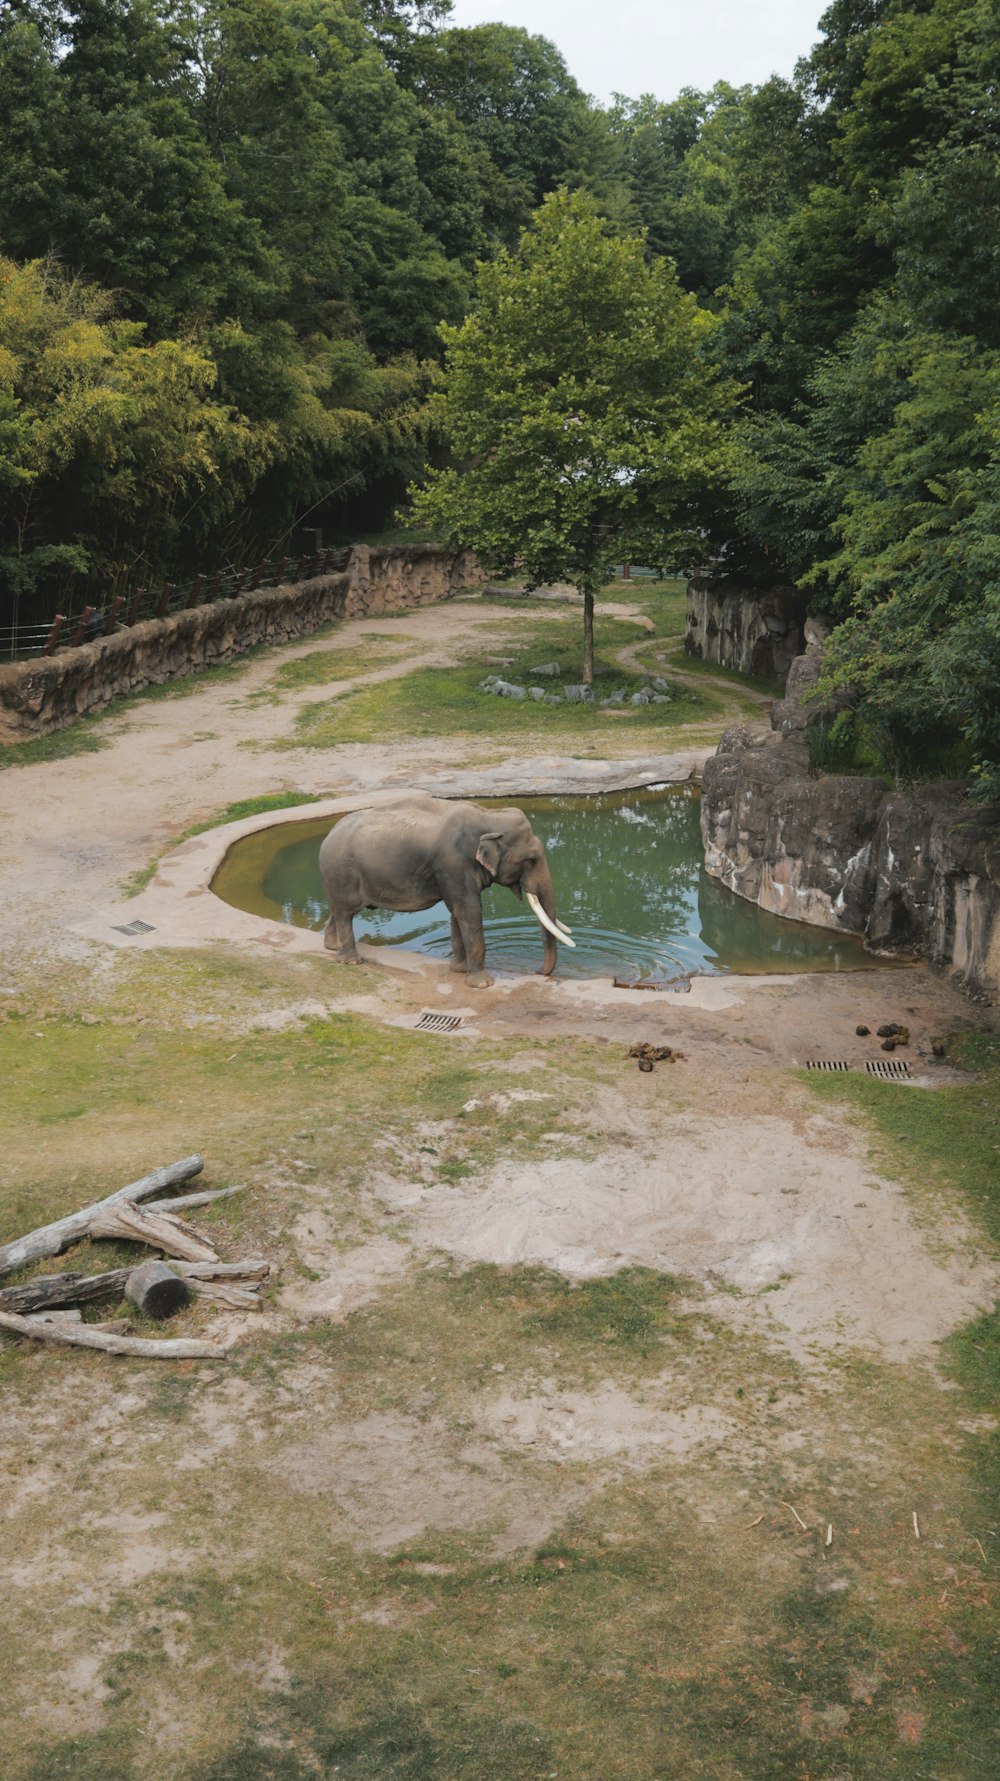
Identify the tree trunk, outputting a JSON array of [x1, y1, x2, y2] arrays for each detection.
[[0, 1157, 204, 1281], [582, 589, 595, 686]]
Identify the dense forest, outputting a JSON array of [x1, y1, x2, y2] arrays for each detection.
[[1, 0, 998, 790]]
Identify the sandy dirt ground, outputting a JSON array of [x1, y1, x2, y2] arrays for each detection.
[[2, 592, 994, 1367], [1, 593, 997, 1773]]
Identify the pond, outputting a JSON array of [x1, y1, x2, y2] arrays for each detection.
[[211, 788, 879, 981]]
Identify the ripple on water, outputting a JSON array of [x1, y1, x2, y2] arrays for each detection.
[[211, 789, 880, 979]]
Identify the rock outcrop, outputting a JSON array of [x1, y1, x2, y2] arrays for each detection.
[[685, 578, 806, 681], [0, 544, 479, 741], [701, 644, 1000, 1000]]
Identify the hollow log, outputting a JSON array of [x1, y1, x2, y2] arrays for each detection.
[[0, 1309, 227, 1359], [89, 1202, 218, 1262], [0, 1156, 204, 1281], [125, 1261, 192, 1320]]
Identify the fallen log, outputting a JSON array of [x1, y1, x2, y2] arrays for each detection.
[[145, 1185, 245, 1215], [125, 1260, 192, 1320], [0, 1256, 271, 1317], [89, 1202, 218, 1263], [0, 1309, 227, 1359], [0, 1156, 204, 1281], [186, 1278, 264, 1310], [0, 1269, 132, 1316], [173, 1259, 272, 1281]]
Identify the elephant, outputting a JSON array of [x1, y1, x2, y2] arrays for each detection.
[[318, 793, 573, 988]]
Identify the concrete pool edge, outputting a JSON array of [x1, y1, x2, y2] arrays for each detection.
[[70, 749, 878, 1013]]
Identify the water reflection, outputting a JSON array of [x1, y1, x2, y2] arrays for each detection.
[[211, 790, 878, 979]]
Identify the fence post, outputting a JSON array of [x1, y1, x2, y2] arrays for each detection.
[[205, 571, 223, 602], [272, 556, 287, 586], [69, 606, 95, 648], [230, 566, 248, 597], [103, 595, 123, 636], [184, 573, 205, 610], [126, 588, 146, 625], [289, 555, 308, 584], [42, 616, 66, 656], [156, 581, 175, 618], [247, 559, 268, 590]]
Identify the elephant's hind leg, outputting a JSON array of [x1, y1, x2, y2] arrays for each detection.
[[448, 913, 468, 973], [324, 907, 361, 963]]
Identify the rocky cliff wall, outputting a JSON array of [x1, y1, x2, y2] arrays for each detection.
[[685, 578, 806, 681], [700, 644, 1000, 1000], [0, 545, 480, 741]]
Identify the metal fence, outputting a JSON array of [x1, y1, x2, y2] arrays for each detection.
[[0, 542, 351, 664]]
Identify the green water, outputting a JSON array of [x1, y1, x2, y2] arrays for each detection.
[[211, 788, 879, 980]]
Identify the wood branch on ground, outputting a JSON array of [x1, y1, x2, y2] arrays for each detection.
[[125, 1260, 192, 1320], [173, 1259, 272, 1281], [89, 1202, 218, 1263], [185, 1278, 264, 1310], [0, 1309, 228, 1359], [25, 1308, 83, 1325], [145, 1185, 246, 1214], [0, 1156, 204, 1280]]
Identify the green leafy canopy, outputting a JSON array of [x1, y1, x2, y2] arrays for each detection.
[[408, 190, 738, 678]]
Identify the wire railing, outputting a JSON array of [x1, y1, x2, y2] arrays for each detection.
[[0, 543, 352, 664]]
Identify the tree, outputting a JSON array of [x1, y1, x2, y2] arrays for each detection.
[[408, 190, 738, 682]]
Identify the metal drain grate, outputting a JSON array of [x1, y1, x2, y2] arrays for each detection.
[[112, 919, 157, 936], [415, 1011, 464, 1034], [805, 1059, 850, 1072], [866, 1057, 911, 1079]]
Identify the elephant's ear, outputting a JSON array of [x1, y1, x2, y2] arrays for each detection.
[[475, 832, 503, 879]]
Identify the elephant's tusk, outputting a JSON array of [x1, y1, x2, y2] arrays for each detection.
[[527, 892, 576, 947], [555, 917, 573, 934]]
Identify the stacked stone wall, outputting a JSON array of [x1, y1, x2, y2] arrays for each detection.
[[0, 545, 479, 741]]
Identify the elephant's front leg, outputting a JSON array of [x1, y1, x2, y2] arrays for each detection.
[[450, 894, 492, 988], [323, 907, 360, 964]]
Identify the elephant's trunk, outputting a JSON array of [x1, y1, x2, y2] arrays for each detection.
[[523, 858, 570, 975]]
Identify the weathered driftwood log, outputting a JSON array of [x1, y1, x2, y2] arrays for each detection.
[[0, 1257, 271, 1317], [0, 1309, 227, 1359], [145, 1185, 245, 1215], [185, 1278, 264, 1310], [0, 1156, 204, 1281], [89, 1202, 218, 1262], [25, 1308, 83, 1325], [174, 1258, 271, 1281], [0, 1268, 132, 1315], [125, 1260, 192, 1320]]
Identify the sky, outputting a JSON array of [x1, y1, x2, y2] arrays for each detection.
[[446, 1, 831, 105]]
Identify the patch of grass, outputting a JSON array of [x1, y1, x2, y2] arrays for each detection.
[[803, 1028, 1000, 1246], [0, 721, 109, 771], [661, 644, 786, 702], [284, 615, 718, 749]]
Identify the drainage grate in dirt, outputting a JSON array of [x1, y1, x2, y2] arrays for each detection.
[[866, 1057, 912, 1079], [805, 1060, 850, 1072], [415, 1011, 465, 1034], [112, 919, 157, 936]]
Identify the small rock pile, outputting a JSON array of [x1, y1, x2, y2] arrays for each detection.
[[479, 670, 673, 708]]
